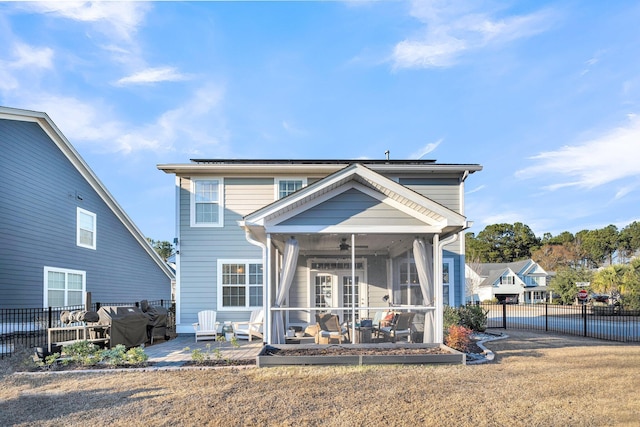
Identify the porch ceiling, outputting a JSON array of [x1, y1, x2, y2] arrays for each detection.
[[269, 232, 419, 257]]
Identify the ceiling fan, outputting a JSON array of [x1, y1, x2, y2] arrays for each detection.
[[339, 238, 368, 251]]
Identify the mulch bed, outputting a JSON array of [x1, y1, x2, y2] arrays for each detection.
[[264, 346, 452, 356]]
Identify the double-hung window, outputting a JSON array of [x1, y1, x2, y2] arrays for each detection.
[[77, 208, 96, 249], [44, 267, 85, 307], [499, 275, 515, 285], [275, 178, 306, 199], [191, 179, 223, 227], [218, 260, 263, 309]]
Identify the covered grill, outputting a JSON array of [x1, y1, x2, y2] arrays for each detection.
[[140, 300, 170, 344], [97, 306, 148, 348]]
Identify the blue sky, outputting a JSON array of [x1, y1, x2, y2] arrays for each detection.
[[2, 1, 640, 243]]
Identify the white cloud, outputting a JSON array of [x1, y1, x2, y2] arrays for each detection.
[[466, 184, 486, 195], [10, 43, 54, 69], [392, 0, 553, 69], [116, 67, 191, 86], [13, 83, 227, 156], [0, 41, 54, 91], [410, 138, 442, 159], [516, 114, 640, 192], [21, 1, 150, 41], [115, 83, 228, 154]]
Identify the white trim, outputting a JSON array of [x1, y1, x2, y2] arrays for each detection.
[[274, 177, 307, 200], [190, 177, 224, 228], [216, 258, 263, 311], [265, 225, 446, 234], [443, 257, 455, 306], [43, 266, 86, 308], [76, 207, 97, 250]]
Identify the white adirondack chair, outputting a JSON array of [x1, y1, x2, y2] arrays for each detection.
[[233, 309, 264, 342], [193, 310, 220, 342]]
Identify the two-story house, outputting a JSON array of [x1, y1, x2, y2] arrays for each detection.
[[158, 159, 481, 344], [467, 259, 548, 304], [0, 106, 173, 309]]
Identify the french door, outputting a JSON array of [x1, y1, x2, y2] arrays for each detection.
[[312, 270, 365, 324]]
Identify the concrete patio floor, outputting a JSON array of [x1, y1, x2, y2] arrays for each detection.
[[143, 334, 264, 367]]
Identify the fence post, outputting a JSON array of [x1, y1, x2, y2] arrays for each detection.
[[48, 307, 52, 329], [582, 304, 587, 337], [502, 303, 507, 329], [545, 303, 548, 331]]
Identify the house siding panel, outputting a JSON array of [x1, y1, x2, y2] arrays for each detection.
[[399, 178, 460, 213], [177, 178, 272, 327], [0, 119, 171, 308], [281, 188, 426, 227]]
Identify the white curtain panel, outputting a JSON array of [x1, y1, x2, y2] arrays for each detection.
[[272, 237, 299, 344], [413, 238, 435, 343]]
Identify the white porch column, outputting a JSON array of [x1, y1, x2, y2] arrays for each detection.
[[264, 233, 272, 344], [432, 234, 443, 343]]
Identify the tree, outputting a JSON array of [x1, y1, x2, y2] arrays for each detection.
[[549, 267, 593, 305], [591, 265, 625, 296], [619, 221, 640, 262], [621, 258, 640, 310], [146, 238, 174, 261], [577, 225, 619, 267], [471, 222, 540, 263], [465, 232, 490, 262], [531, 242, 582, 271]]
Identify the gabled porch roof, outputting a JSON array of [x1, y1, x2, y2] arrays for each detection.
[[240, 163, 469, 255]]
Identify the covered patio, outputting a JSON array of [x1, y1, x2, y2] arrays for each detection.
[[240, 164, 471, 345]]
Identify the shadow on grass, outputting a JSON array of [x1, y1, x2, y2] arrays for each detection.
[[0, 386, 164, 425], [483, 328, 637, 363]]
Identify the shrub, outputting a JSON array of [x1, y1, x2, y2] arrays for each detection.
[[445, 325, 472, 352], [458, 305, 488, 332], [443, 306, 461, 332]]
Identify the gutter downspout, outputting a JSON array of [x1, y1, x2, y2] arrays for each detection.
[[241, 225, 269, 343]]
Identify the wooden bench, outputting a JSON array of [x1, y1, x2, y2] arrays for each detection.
[[48, 325, 110, 352]]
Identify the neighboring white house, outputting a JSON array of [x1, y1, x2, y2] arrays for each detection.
[[158, 159, 482, 344], [466, 259, 548, 304]]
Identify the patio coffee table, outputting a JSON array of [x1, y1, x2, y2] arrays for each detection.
[[352, 326, 372, 344]]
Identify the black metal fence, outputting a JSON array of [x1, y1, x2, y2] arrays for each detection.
[[474, 302, 640, 343], [0, 300, 175, 358]]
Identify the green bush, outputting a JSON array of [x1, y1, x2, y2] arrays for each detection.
[[62, 341, 148, 367], [442, 305, 489, 335], [458, 305, 489, 332], [443, 306, 461, 332]]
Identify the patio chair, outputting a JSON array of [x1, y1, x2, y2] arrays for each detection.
[[380, 312, 415, 343], [372, 310, 393, 340], [233, 309, 264, 342], [193, 310, 220, 342], [315, 313, 350, 344]]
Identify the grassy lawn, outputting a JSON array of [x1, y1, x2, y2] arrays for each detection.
[[1, 330, 639, 426]]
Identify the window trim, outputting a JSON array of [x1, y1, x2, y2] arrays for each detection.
[[216, 259, 264, 311], [274, 177, 307, 200], [190, 178, 224, 228], [44, 266, 86, 308], [443, 258, 454, 306], [76, 207, 97, 250]]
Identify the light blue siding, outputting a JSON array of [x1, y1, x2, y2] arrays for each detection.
[[281, 188, 426, 226]]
